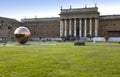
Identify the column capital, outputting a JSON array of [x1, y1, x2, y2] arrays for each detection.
[[74, 18, 76, 20], [72, 17, 76, 19], [95, 18, 99, 19], [61, 18, 68, 20], [60, 19, 64, 21], [60, 18, 63, 20], [79, 18, 82, 20], [69, 18, 72, 20], [64, 18, 67, 20], [89, 17, 92, 19]]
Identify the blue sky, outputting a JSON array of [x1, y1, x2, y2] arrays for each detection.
[[0, 0, 120, 21]]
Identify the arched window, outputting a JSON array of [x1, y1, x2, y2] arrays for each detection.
[[8, 26, 12, 30]]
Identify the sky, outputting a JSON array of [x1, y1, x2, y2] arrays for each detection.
[[0, 0, 120, 21]]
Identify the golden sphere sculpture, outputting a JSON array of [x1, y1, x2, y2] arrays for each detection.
[[14, 26, 31, 44]]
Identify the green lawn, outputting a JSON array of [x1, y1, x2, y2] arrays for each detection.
[[0, 42, 120, 77]]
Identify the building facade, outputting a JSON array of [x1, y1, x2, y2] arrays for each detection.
[[59, 7, 99, 38], [99, 15, 120, 37], [0, 17, 21, 41], [21, 17, 60, 39], [22, 7, 120, 39], [0, 7, 120, 41]]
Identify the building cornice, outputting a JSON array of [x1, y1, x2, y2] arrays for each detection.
[[100, 15, 120, 20]]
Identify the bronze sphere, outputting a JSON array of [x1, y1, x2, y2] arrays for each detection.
[[14, 26, 31, 44]]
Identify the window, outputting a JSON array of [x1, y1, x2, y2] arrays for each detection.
[[0, 26, 1, 29], [8, 26, 12, 30]]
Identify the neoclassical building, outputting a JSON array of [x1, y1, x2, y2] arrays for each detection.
[[0, 6, 120, 41], [59, 7, 99, 38], [22, 6, 120, 39]]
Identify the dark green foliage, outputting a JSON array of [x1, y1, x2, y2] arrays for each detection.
[[74, 41, 85, 46]]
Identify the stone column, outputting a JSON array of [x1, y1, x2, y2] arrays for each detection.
[[60, 19, 63, 37], [95, 18, 98, 37], [64, 19, 67, 37], [74, 19, 76, 37], [89, 18, 92, 36], [84, 18, 87, 37], [79, 19, 82, 37], [69, 19, 72, 35]]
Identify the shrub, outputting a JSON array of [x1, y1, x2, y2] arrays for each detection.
[[74, 41, 85, 46]]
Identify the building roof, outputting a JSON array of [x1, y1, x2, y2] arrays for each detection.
[[60, 7, 99, 15], [21, 17, 60, 22], [100, 15, 120, 20], [0, 17, 19, 22]]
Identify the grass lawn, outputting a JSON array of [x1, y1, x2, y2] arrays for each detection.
[[0, 42, 120, 77]]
